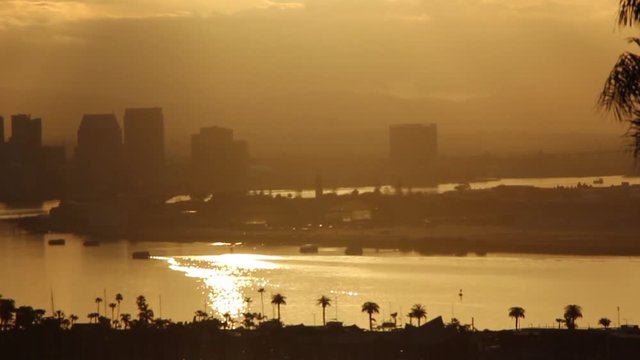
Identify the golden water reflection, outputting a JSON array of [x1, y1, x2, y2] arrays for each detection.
[[163, 254, 281, 319]]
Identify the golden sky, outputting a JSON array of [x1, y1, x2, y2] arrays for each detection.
[[0, 1, 634, 156]]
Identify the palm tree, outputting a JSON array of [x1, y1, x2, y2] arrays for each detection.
[[555, 318, 566, 329], [95, 297, 103, 316], [69, 314, 78, 327], [242, 312, 259, 329], [563, 304, 583, 330], [508, 307, 526, 331], [390, 312, 398, 328], [271, 293, 287, 321], [120, 313, 131, 329], [361, 302, 380, 331], [136, 295, 153, 325], [599, 0, 640, 157], [108, 303, 117, 323], [194, 310, 208, 322], [115, 293, 123, 321], [407, 312, 414, 326], [88, 312, 99, 324], [258, 288, 265, 318], [599, 317, 612, 329], [410, 304, 427, 326], [316, 295, 332, 326]]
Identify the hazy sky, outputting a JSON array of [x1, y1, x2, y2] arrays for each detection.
[[0, 0, 635, 156]]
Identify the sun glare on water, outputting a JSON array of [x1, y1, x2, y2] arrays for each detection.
[[162, 254, 281, 319]]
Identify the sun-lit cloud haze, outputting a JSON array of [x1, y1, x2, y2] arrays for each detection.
[[0, 0, 633, 157]]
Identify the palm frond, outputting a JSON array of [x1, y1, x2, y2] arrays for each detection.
[[599, 51, 640, 121], [626, 116, 640, 159], [618, 0, 640, 26]]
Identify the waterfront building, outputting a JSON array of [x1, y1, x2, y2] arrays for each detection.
[[0, 115, 4, 144], [123, 107, 165, 197], [9, 114, 42, 163], [73, 114, 123, 199], [191, 126, 248, 194]]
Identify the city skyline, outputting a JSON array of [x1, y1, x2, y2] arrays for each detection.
[[0, 1, 632, 158]]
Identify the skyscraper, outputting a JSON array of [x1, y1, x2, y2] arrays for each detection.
[[9, 114, 42, 162], [191, 126, 248, 194], [74, 114, 123, 199], [123, 107, 165, 197], [0, 116, 4, 144], [389, 123, 438, 183]]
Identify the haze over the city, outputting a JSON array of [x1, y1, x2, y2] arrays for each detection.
[[0, 0, 634, 157]]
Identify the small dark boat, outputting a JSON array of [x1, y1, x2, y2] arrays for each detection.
[[48, 239, 65, 246], [345, 246, 363, 256], [83, 240, 100, 247], [132, 251, 151, 260], [299, 244, 319, 254]]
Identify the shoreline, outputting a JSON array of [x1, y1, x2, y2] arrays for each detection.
[[98, 225, 640, 257]]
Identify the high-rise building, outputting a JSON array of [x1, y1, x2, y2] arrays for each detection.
[[0, 116, 4, 144], [191, 126, 248, 194], [9, 114, 42, 163], [123, 107, 164, 197], [10, 114, 42, 148], [74, 114, 123, 199], [389, 123, 438, 182]]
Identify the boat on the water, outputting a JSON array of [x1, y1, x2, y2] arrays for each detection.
[[299, 244, 319, 254], [345, 246, 363, 255], [593, 178, 604, 185], [48, 239, 65, 246], [132, 251, 151, 260]]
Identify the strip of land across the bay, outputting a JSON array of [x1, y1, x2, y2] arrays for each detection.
[[7, 183, 639, 257]]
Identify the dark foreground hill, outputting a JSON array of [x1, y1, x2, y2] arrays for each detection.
[[2, 319, 640, 360]]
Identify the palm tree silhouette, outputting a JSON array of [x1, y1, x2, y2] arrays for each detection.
[[115, 293, 123, 322], [271, 293, 287, 321], [88, 312, 99, 324], [508, 307, 525, 331], [390, 312, 398, 328], [555, 318, 565, 329], [361, 302, 380, 331], [563, 304, 583, 330], [120, 313, 131, 329], [95, 297, 103, 316], [69, 314, 78, 327], [136, 295, 153, 325], [316, 295, 332, 326], [108, 303, 117, 323], [599, 0, 640, 158], [599, 317, 611, 329], [409, 304, 427, 326], [258, 288, 265, 319], [194, 310, 208, 322]]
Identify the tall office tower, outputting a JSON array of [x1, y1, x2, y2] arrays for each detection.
[[123, 107, 165, 197], [0, 116, 4, 144], [74, 114, 123, 199], [389, 123, 438, 182], [9, 114, 42, 162], [191, 126, 248, 194]]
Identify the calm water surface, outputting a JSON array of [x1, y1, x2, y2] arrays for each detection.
[[2, 175, 640, 330], [1, 225, 639, 330]]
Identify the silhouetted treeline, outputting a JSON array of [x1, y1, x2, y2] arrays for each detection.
[[3, 318, 640, 359]]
